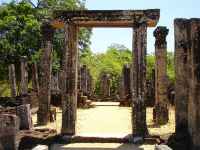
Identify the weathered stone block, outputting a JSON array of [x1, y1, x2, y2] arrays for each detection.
[[16, 104, 33, 130], [20, 56, 29, 95], [0, 114, 20, 150], [8, 64, 17, 98]]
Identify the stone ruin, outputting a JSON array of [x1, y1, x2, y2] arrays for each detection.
[[2, 8, 200, 150]]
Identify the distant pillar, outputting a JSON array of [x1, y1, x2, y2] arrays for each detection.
[[103, 70, 110, 97], [131, 22, 148, 136], [119, 76, 122, 97], [32, 61, 39, 92], [20, 56, 28, 95], [121, 64, 130, 98], [77, 64, 81, 90], [87, 69, 93, 93], [61, 24, 78, 135], [53, 69, 59, 90], [151, 68, 155, 89], [154, 26, 169, 124], [80, 65, 87, 93], [37, 22, 55, 125], [8, 64, 17, 98]]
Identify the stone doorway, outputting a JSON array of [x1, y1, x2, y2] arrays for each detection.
[[39, 9, 160, 136]]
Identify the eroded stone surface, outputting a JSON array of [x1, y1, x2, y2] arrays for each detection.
[[87, 69, 93, 93], [8, 64, 17, 98], [80, 65, 87, 93], [103, 70, 110, 98], [20, 56, 28, 95], [16, 104, 33, 130], [154, 26, 169, 124], [32, 61, 39, 93], [0, 114, 20, 150]]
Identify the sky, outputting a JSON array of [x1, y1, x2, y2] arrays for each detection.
[[1, 0, 200, 54]]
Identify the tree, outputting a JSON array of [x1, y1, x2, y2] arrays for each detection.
[[0, 1, 41, 82]]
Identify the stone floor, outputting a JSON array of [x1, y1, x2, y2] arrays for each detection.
[[51, 143, 155, 150]]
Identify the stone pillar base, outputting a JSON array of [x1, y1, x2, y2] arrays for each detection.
[[37, 110, 50, 125], [155, 105, 169, 124]]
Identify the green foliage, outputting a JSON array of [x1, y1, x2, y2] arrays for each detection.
[[80, 44, 132, 95]]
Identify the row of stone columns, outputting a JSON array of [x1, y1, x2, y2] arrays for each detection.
[[8, 59, 39, 98], [174, 18, 200, 148]]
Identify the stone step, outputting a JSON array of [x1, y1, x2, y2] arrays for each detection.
[[62, 134, 159, 144]]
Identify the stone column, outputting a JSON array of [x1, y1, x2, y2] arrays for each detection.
[[131, 22, 148, 136], [16, 104, 33, 130], [87, 69, 93, 93], [151, 68, 155, 89], [8, 64, 17, 98], [174, 19, 190, 133], [188, 19, 200, 148], [37, 22, 55, 125], [61, 23, 78, 135], [80, 65, 87, 93], [20, 56, 28, 95], [103, 70, 110, 98], [119, 76, 122, 97], [32, 61, 39, 92], [77, 64, 81, 90], [53, 69, 59, 90], [121, 64, 130, 98], [58, 70, 62, 90], [154, 26, 169, 124]]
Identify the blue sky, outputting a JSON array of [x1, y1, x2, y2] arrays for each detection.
[[1, 0, 200, 54]]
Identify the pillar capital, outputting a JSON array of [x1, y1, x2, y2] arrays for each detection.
[[41, 22, 55, 41], [154, 26, 169, 45]]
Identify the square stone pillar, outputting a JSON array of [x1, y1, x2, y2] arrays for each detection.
[[121, 64, 130, 98], [8, 64, 17, 98], [53, 69, 59, 90], [20, 56, 28, 95], [61, 24, 78, 135], [32, 61, 39, 93], [103, 70, 110, 98], [87, 69, 93, 93], [80, 65, 87, 93], [151, 68, 155, 89], [188, 19, 200, 149], [131, 23, 148, 136], [119, 76, 122, 97], [37, 22, 55, 125], [77, 64, 81, 90], [174, 19, 190, 132], [154, 26, 169, 124]]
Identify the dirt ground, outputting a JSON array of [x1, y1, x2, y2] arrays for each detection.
[[32, 103, 175, 135]]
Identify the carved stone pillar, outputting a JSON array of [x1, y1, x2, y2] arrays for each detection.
[[37, 22, 55, 125], [121, 64, 130, 98], [188, 19, 200, 148], [20, 56, 28, 95], [8, 64, 17, 98], [154, 26, 169, 124], [32, 61, 39, 93], [53, 69, 59, 90], [103, 70, 110, 98], [151, 68, 155, 89], [87, 69, 93, 93], [131, 23, 148, 136], [174, 19, 190, 132], [80, 65, 87, 93], [61, 24, 78, 135]]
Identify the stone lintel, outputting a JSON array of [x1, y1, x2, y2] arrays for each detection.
[[52, 9, 160, 28]]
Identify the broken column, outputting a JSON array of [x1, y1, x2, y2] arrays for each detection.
[[121, 64, 130, 98], [16, 104, 33, 130], [32, 61, 39, 92], [8, 64, 17, 98], [103, 70, 110, 98], [174, 18, 190, 133], [20, 56, 28, 95], [53, 69, 59, 90], [0, 114, 20, 150], [131, 22, 148, 136], [61, 24, 78, 135], [38, 22, 55, 125], [154, 26, 169, 124], [87, 69, 93, 93], [188, 19, 200, 148], [80, 65, 87, 93]]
